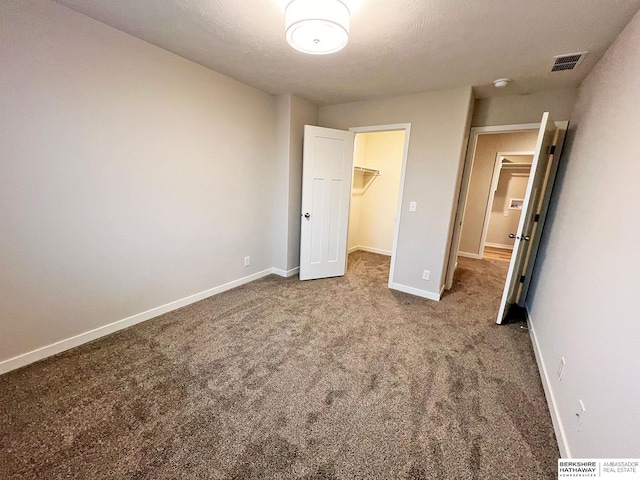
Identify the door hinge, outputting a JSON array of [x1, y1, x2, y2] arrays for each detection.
[[519, 275, 526, 283], [550, 145, 556, 155], [534, 213, 540, 222]]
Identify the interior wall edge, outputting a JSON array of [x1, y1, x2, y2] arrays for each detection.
[[272, 266, 300, 278], [442, 90, 475, 288], [389, 282, 441, 302]]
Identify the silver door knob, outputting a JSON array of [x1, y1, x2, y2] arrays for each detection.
[[523, 236, 530, 241], [303, 212, 310, 219], [509, 233, 516, 239]]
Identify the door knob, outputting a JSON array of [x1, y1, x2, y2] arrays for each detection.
[[523, 236, 530, 241], [509, 233, 516, 239], [303, 212, 311, 219]]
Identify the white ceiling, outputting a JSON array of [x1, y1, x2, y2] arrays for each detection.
[[54, 0, 640, 105]]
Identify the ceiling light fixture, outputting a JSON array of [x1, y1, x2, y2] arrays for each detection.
[[285, 0, 350, 55], [493, 78, 510, 88]]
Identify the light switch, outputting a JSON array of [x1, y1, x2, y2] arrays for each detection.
[[409, 201, 417, 212], [504, 210, 509, 217]]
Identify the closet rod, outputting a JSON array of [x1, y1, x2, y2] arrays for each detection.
[[501, 162, 532, 169], [353, 165, 381, 176]]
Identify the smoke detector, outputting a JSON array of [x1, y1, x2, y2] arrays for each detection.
[[551, 52, 588, 72], [493, 78, 510, 88]]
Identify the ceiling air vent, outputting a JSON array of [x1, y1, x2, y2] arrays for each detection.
[[551, 52, 587, 72]]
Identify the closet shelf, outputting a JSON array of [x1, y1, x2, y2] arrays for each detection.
[[501, 162, 532, 169], [354, 165, 381, 176]]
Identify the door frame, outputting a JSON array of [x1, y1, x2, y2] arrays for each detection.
[[480, 150, 534, 253], [519, 123, 568, 304], [445, 122, 544, 289], [348, 123, 412, 289]]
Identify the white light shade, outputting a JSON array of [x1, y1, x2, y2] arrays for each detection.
[[285, 0, 350, 55]]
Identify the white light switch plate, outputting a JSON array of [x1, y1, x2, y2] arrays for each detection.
[[409, 201, 417, 212]]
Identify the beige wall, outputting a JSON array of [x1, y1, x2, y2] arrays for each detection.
[[287, 96, 319, 271], [274, 94, 319, 273], [348, 131, 405, 255], [485, 167, 530, 247], [273, 95, 292, 272], [320, 88, 473, 297], [348, 135, 367, 251], [527, 10, 640, 457], [0, 1, 277, 365], [472, 88, 577, 127], [459, 132, 538, 256]]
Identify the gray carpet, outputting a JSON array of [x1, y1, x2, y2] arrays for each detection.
[[0, 252, 558, 479]]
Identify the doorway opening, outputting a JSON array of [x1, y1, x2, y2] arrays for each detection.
[[347, 130, 405, 256], [445, 123, 543, 291], [348, 124, 411, 288], [445, 116, 568, 323], [481, 151, 534, 261], [298, 124, 410, 284], [457, 130, 539, 262]]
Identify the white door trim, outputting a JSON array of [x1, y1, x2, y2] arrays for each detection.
[[479, 150, 534, 258], [469, 123, 542, 134], [519, 121, 569, 304], [348, 124, 412, 290]]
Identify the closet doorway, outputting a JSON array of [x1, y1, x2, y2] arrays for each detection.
[[481, 152, 533, 261], [347, 125, 410, 285]]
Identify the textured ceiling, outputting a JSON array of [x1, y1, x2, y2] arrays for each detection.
[[54, 0, 640, 105]]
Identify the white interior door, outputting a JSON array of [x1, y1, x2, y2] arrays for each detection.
[[496, 113, 557, 324], [299, 125, 355, 281]]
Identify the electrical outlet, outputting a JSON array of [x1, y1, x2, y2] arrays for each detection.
[[576, 400, 586, 431], [422, 270, 430, 281], [557, 357, 566, 381], [244, 256, 250, 267]]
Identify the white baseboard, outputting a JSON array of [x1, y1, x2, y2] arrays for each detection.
[[272, 266, 300, 278], [525, 307, 571, 458], [484, 242, 514, 250], [389, 282, 441, 301], [357, 246, 392, 256], [0, 268, 274, 375], [349, 246, 392, 256], [458, 251, 482, 260]]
